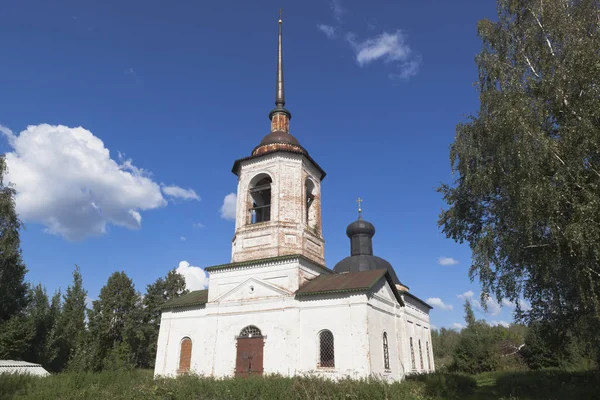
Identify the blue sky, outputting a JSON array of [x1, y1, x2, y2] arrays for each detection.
[[0, 0, 525, 329]]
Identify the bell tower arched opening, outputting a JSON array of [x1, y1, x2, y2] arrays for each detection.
[[248, 174, 272, 224]]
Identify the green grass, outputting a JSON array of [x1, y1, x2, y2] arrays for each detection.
[[0, 369, 597, 400]]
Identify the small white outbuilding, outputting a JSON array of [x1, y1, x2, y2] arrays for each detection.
[[0, 360, 50, 377]]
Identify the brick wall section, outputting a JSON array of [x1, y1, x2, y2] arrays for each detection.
[[270, 113, 289, 132]]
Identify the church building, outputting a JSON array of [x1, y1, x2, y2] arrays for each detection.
[[154, 16, 434, 381]]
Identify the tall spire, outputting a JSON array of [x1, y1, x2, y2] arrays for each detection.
[[269, 10, 291, 121]]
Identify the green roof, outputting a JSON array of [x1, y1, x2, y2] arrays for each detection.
[[205, 254, 331, 273], [160, 290, 208, 310]]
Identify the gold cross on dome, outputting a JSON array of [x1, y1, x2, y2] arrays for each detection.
[[356, 197, 363, 218]]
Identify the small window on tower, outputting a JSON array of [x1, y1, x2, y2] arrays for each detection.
[[249, 175, 272, 224], [305, 178, 316, 229]]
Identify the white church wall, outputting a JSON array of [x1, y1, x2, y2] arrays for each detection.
[[296, 293, 371, 380], [155, 277, 434, 380], [366, 280, 405, 381], [403, 296, 434, 373], [154, 305, 213, 377]]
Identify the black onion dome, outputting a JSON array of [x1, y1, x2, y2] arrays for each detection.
[[333, 217, 402, 286], [346, 219, 375, 238]]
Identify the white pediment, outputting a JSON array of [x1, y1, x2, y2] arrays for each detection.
[[372, 278, 398, 305], [214, 277, 293, 303]]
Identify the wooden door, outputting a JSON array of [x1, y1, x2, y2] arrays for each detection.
[[235, 337, 264, 377]]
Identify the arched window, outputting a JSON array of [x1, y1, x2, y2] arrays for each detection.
[[318, 330, 335, 368], [249, 175, 272, 224], [418, 339, 424, 370], [305, 179, 316, 228], [239, 325, 262, 338], [178, 337, 192, 373], [426, 341, 431, 371], [409, 337, 416, 370], [383, 332, 390, 370]]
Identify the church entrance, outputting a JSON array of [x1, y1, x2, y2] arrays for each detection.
[[235, 325, 264, 378]]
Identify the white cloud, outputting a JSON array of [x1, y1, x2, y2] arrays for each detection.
[[502, 298, 515, 308], [179, 236, 186, 241], [161, 185, 200, 201], [430, 324, 437, 330], [345, 31, 420, 79], [1, 124, 176, 241], [317, 24, 337, 39], [347, 31, 410, 66], [176, 261, 208, 291], [456, 291, 501, 316], [220, 192, 237, 221], [192, 222, 205, 229], [330, 0, 345, 22], [490, 320, 511, 328], [484, 297, 502, 316], [519, 299, 532, 311], [85, 296, 94, 309], [502, 298, 532, 312], [426, 297, 453, 311], [457, 290, 475, 300], [451, 322, 465, 330], [438, 256, 459, 266]]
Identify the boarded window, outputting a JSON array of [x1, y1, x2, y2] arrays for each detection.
[[318, 330, 335, 368], [178, 337, 192, 373], [418, 339, 424, 370], [409, 337, 416, 370], [383, 332, 390, 370]]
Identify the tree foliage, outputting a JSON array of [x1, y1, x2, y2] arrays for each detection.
[[54, 265, 87, 371], [0, 156, 28, 324], [140, 269, 187, 368], [438, 0, 600, 350]]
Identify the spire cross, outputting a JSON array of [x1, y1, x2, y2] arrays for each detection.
[[356, 197, 363, 219], [279, 8, 283, 22]]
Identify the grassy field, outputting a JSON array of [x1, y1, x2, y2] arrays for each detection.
[[0, 369, 598, 399]]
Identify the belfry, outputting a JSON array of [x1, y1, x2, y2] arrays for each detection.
[[230, 13, 326, 266], [154, 14, 434, 381]]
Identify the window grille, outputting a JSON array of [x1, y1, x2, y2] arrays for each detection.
[[383, 332, 390, 370], [318, 330, 335, 368], [426, 341, 431, 371], [409, 337, 416, 370], [239, 325, 262, 338], [418, 339, 424, 370]]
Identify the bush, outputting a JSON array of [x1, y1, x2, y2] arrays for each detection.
[[406, 372, 477, 399], [0, 370, 467, 400]]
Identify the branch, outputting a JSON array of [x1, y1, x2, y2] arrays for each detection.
[[524, 55, 541, 78], [528, 6, 555, 56], [523, 244, 550, 249]]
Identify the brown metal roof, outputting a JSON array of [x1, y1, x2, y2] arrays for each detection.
[[296, 269, 386, 295], [160, 289, 208, 310], [232, 148, 326, 179]]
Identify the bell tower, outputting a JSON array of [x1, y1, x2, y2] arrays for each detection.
[[230, 14, 326, 265]]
